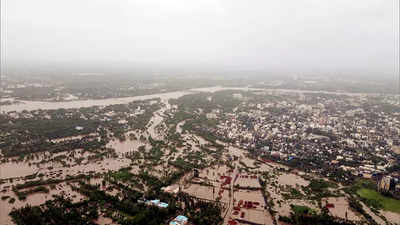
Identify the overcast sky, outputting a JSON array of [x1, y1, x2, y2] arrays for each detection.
[[1, 0, 399, 75]]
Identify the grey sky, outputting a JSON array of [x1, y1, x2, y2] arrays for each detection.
[[1, 0, 399, 74]]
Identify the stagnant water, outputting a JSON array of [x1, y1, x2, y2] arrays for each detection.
[[0, 86, 373, 224]]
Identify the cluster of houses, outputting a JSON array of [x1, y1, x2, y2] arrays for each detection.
[[169, 215, 189, 225], [140, 199, 190, 224], [378, 176, 400, 196], [203, 93, 399, 183], [145, 199, 169, 208]]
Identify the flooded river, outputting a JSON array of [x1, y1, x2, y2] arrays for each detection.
[[0, 90, 190, 113], [0, 86, 380, 225], [0, 86, 370, 113]]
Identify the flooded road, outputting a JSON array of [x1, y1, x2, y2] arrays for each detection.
[[0, 85, 384, 225], [147, 100, 170, 140]]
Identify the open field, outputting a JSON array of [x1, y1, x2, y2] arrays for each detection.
[[357, 188, 400, 213]]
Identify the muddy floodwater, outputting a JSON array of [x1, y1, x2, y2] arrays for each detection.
[[0, 86, 369, 113], [322, 197, 361, 221], [277, 173, 309, 187], [0, 161, 39, 179], [0, 86, 227, 113], [0, 86, 383, 225], [0, 183, 85, 225]]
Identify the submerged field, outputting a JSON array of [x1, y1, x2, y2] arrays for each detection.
[[1, 88, 400, 225], [357, 188, 400, 213]]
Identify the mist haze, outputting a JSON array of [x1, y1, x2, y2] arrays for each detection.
[[1, 0, 399, 76], [2, 2, 400, 225]]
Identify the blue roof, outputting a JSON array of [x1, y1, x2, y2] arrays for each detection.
[[175, 215, 188, 221], [158, 202, 169, 208]]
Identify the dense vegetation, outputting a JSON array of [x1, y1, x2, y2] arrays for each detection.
[[10, 195, 98, 225], [279, 205, 356, 225], [10, 178, 223, 225], [301, 179, 339, 200], [0, 99, 160, 157], [357, 188, 400, 213], [344, 179, 400, 213]]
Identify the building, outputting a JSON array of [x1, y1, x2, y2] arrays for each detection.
[[145, 199, 169, 208], [378, 176, 392, 192], [75, 126, 84, 131], [395, 184, 400, 192], [169, 215, 188, 225]]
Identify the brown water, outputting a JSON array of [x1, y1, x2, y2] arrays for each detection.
[[322, 197, 361, 221], [379, 210, 400, 224], [107, 138, 145, 154], [0, 90, 191, 112], [0, 161, 38, 179], [277, 173, 309, 187], [0, 183, 85, 225], [0, 152, 131, 180], [147, 111, 164, 140], [0, 86, 375, 225], [0, 86, 369, 113], [0, 107, 165, 225], [95, 216, 117, 225]]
